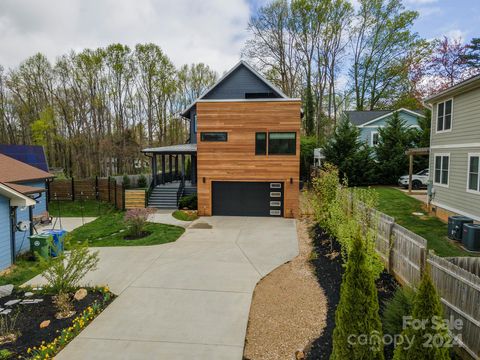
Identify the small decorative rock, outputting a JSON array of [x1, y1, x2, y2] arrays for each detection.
[[24, 292, 34, 297], [295, 350, 305, 360], [4, 299, 20, 306], [74, 288, 88, 301], [40, 320, 51, 329], [0, 309, 12, 315], [0, 284, 14, 298]]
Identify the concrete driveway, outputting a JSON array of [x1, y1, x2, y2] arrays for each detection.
[[55, 216, 298, 360]]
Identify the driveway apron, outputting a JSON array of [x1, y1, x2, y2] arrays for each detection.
[[56, 216, 299, 360]]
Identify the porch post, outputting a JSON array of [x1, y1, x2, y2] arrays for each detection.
[[181, 154, 185, 184], [191, 155, 196, 185], [169, 155, 173, 182], [152, 155, 157, 186], [161, 154, 166, 185], [175, 155, 179, 179]]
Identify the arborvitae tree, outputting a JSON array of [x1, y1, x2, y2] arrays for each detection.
[[375, 111, 413, 184], [331, 232, 384, 360], [393, 271, 450, 360], [344, 144, 378, 186]]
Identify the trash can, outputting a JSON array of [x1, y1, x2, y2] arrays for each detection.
[[29, 234, 53, 259], [42, 229, 67, 257]]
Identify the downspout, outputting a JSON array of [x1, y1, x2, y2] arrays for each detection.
[[9, 205, 17, 265]]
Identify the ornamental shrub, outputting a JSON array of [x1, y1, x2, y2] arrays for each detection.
[[124, 208, 155, 237], [331, 232, 384, 360], [122, 174, 131, 189], [382, 286, 416, 336], [393, 271, 450, 360], [137, 174, 147, 188], [179, 194, 197, 210]]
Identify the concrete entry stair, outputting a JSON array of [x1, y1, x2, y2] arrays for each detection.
[[55, 216, 299, 360], [148, 181, 197, 209]]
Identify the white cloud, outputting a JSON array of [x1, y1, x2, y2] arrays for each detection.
[[405, 0, 438, 4], [445, 29, 467, 42], [0, 0, 251, 73]]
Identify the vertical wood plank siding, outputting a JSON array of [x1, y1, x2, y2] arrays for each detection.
[[196, 101, 301, 218]]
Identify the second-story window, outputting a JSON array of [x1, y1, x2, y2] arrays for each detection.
[[200, 132, 228, 142], [268, 132, 296, 155], [255, 132, 267, 155], [437, 99, 452, 132]]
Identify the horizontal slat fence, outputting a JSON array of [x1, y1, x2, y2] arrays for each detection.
[[350, 198, 479, 359], [48, 177, 124, 210], [125, 189, 146, 209]]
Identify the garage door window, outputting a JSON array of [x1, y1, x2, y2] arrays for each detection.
[[268, 132, 296, 155]]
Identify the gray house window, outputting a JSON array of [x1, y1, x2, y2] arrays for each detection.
[[268, 132, 296, 155], [200, 132, 227, 142], [434, 154, 449, 186], [255, 132, 267, 155], [436, 99, 452, 132], [468, 154, 480, 192]]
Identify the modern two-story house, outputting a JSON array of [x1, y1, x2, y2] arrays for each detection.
[[346, 108, 425, 146], [142, 61, 301, 218], [425, 74, 480, 221]]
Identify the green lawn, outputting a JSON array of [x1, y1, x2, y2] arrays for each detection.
[[0, 257, 49, 287], [68, 212, 185, 247], [48, 200, 116, 217], [372, 187, 470, 257]]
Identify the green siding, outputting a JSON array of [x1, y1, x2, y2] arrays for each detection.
[[429, 86, 480, 220]]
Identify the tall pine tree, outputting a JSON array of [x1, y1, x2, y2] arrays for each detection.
[[331, 232, 384, 360], [375, 112, 413, 184]]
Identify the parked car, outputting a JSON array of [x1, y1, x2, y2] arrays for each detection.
[[398, 169, 429, 189]]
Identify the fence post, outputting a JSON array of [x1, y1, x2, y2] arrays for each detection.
[[108, 177, 111, 202], [95, 176, 99, 200], [145, 189, 148, 208], [419, 247, 427, 275], [46, 179, 51, 203], [71, 177, 75, 201], [114, 181, 117, 209], [122, 184, 126, 210], [387, 221, 395, 275]]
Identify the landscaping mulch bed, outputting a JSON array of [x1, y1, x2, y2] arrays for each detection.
[[306, 224, 398, 360], [0, 288, 114, 358]]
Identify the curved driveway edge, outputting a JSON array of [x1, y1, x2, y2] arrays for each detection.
[[56, 216, 299, 360]]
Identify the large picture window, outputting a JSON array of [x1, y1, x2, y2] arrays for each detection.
[[200, 132, 227, 142], [437, 99, 452, 132], [268, 132, 296, 155], [468, 154, 480, 193], [434, 154, 449, 186], [255, 132, 266, 155]]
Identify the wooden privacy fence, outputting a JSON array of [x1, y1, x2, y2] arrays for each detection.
[[124, 189, 146, 209], [354, 200, 479, 359], [48, 177, 125, 210]]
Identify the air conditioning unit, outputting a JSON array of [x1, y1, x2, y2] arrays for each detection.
[[462, 224, 480, 252], [448, 216, 473, 241]]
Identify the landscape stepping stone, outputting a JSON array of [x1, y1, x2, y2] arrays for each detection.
[[4, 299, 20, 306], [0, 309, 12, 315], [0, 284, 13, 298], [24, 292, 34, 297]]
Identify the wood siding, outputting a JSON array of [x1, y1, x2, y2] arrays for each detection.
[[429, 86, 480, 220], [125, 189, 146, 209], [196, 101, 301, 218]]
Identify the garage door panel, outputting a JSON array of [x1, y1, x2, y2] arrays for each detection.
[[212, 182, 283, 217]]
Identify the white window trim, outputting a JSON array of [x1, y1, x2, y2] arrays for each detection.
[[466, 153, 480, 195], [435, 98, 453, 134], [370, 131, 379, 147], [433, 152, 450, 188]]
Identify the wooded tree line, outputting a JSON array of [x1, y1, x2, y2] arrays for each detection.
[[244, 0, 480, 141], [0, 44, 217, 177]]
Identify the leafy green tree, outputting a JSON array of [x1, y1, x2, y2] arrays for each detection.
[[382, 286, 416, 336], [375, 112, 413, 184], [410, 109, 431, 171], [393, 272, 450, 360], [300, 136, 318, 181], [344, 144, 377, 186], [460, 38, 480, 69], [331, 232, 384, 360]]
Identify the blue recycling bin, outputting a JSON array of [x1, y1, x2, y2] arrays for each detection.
[[42, 229, 67, 257]]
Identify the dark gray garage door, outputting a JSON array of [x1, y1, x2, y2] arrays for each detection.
[[212, 181, 283, 217]]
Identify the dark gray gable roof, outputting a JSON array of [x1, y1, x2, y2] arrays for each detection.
[[180, 60, 288, 117], [345, 110, 391, 126]]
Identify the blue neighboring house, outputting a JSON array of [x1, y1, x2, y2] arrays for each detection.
[[0, 149, 53, 271], [345, 108, 425, 146]]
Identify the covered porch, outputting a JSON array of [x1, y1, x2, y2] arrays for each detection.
[[141, 144, 197, 209]]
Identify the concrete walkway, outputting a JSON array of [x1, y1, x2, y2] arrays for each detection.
[[36, 216, 97, 232], [147, 209, 194, 228], [55, 216, 298, 360]]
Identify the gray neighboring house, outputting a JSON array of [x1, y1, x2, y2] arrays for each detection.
[[425, 74, 480, 221]]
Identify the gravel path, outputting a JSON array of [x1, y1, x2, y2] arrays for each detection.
[[243, 219, 327, 360]]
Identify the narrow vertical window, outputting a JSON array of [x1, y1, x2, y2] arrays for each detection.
[[468, 155, 480, 192], [434, 154, 449, 186], [436, 99, 452, 132], [255, 132, 267, 155]]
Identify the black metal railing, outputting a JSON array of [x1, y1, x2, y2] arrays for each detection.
[[176, 180, 185, 208]]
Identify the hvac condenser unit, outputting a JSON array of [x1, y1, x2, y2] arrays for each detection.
[[447, 216, 473, 241], [462, 224, 480, 252]]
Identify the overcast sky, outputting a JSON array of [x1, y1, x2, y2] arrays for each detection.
[[0, 0, 477, 73]]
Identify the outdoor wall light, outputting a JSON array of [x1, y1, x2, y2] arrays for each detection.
[[203, 177, 206, 183], [290, 177, 293, 184]]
